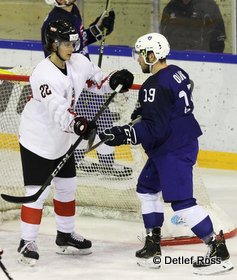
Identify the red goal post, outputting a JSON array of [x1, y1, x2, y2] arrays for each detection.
[[0, 72, 236, 245]]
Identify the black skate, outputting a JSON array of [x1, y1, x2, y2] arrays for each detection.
[[17, 239, 39, 266], [76, 161, 133, 177], [98, 163, 133, 177], [136, 228, 161, 268], [193, 230, 234, 275], [76, 159, 98, 174], [97, 153, 133, 177], [56, 231, 92, 255]]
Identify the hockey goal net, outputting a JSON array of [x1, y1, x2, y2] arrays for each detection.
[[0, 71, 236, 245]]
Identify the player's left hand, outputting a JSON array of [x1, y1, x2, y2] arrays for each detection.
[[90, 10, 115, 39], [109, 69, 134, 93], [99, 125, 137, 146], [99, 10, 115, 35]]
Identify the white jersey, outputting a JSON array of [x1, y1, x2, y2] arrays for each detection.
[[19, 53, 113, 159]]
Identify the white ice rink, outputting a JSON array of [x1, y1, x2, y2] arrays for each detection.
[[0, 168, 237, 280]]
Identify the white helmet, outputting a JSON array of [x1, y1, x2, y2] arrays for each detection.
[[44, 0, 76, 7], [135, 33, 170, 65]]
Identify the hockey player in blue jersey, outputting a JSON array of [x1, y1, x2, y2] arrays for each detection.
[[99, 33, 233, 274], [42, 0, 115, 58]]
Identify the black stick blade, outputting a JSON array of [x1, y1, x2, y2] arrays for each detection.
[[1, 193, 38, 204]]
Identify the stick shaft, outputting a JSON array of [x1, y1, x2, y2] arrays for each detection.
[[98, 0, 111, 67], [0, 260, 14, 280]]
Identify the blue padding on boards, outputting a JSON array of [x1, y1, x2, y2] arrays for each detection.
[[0, 39, 237, 64]]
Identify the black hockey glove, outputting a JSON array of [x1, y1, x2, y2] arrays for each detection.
[[73, 117, 97, 140], [109, 70, 134, 93], [99, 125, 137, 146], [89, 10, 115, 40], [131, 107, 142, 121]]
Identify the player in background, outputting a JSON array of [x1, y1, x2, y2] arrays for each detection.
[[42, 0, 115, 58], [99, 33, 233, 274], [17, 20, 133, 266], [42, 0, 132, 177]]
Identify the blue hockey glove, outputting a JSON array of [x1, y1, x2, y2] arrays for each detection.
[[99, 125, 137, 146]]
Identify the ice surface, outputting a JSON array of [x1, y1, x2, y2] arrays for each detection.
[[0, 168, 236, 280]]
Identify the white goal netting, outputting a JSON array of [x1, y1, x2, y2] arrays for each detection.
[[0, 70, 236, 244]]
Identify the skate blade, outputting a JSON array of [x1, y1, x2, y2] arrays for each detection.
[[136, 257, 161, 269], [18, 254, 37, 267], [56, 246, 92, 255], [100, 171, 133, 177], [76, 169, 100, 176], [193, 260, 234, 275]]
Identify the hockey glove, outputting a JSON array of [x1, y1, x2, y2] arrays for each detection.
[[109, 70, 134, 93], [73, 117, 97, 140], [99, 125, 137, 146], [131, 107, 142, 121], [89, 10, 115, 40]]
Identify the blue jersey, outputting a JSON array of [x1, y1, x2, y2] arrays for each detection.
[[41, 5, 96, 57], [133, 65, 202, 156]]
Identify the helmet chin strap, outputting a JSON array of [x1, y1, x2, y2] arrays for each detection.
[[56, 49, 66, 62], [53, 41, 66, 62], [143, 55, 158, 73]]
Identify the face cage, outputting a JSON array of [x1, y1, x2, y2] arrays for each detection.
[[133, 48, 158, 66]]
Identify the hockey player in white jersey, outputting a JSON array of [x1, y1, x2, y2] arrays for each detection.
[[17, 20, 134, 266]]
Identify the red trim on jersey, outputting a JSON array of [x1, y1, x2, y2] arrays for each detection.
[[96, 76, 109, 89], [21, 205, 43, 225], [86, 76, 109, 90], [53, 199, 76, 216], [67, 108, 77, 117]]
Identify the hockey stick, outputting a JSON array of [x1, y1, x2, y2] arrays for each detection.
[[98, 0, 111, 68], [85, 115, 142, 153], [1, 84, 123, 204], [0, 251, 14, 280], [85, 0, 111, 151]]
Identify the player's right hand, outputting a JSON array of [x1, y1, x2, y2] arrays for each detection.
[[73, 116, 88, 136], [73, 117, 97, 139]]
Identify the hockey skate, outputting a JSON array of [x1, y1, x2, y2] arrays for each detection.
[[136, 228, 161, 268], [98, 162, 133, 177], [76, 160, 133, 177], [56, 231, 92, 255], [17, 239, 39, 266], [97, 153, 133, 177], [193, 230, 234, 275], [76, 159, 98, 174]]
